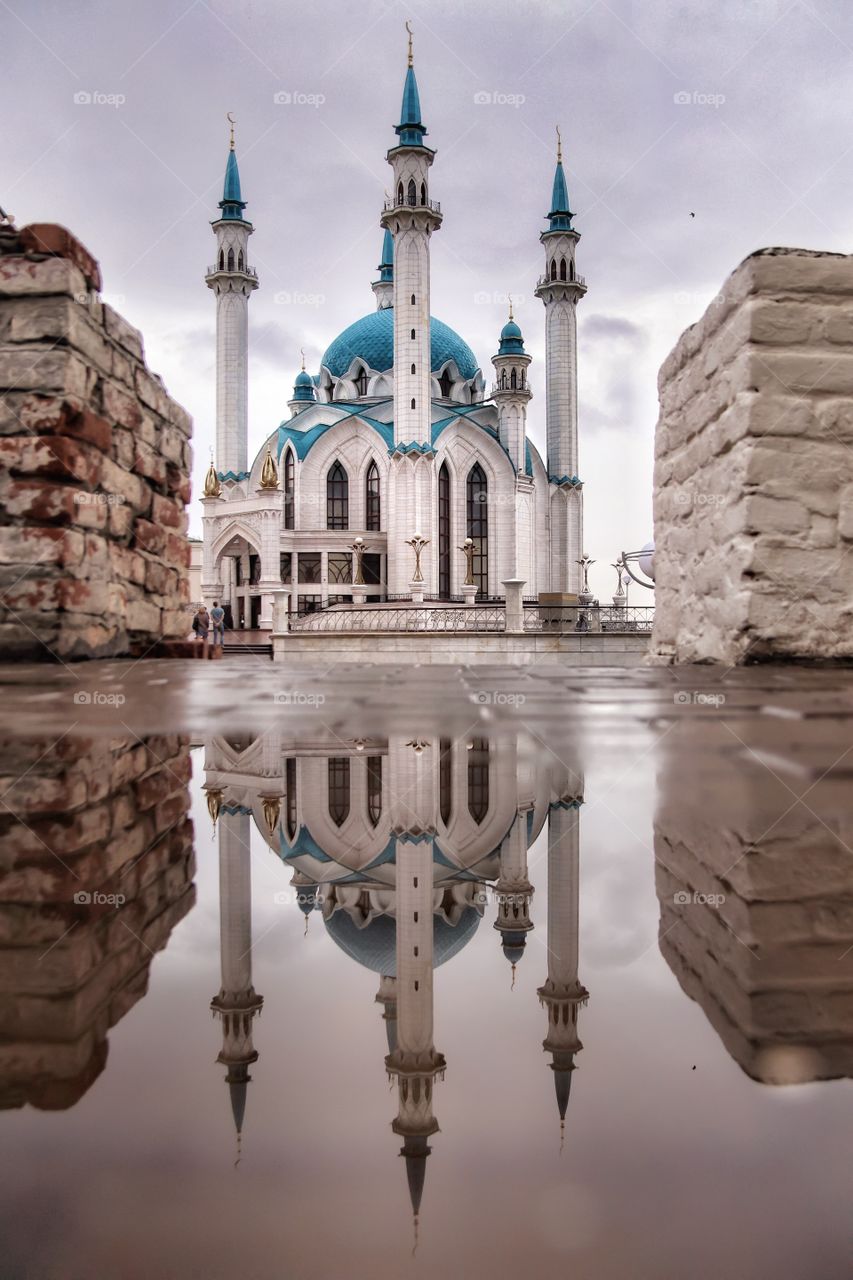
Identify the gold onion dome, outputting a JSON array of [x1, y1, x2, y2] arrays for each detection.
[[259, 446, 279, 489], [203, 459, 221, 497]]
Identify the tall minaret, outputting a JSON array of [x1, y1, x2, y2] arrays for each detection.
[[372, 229, 395, 311], [210, 809, 263, 1161], [537, 778, 587, 1145], [205, 118, 258, 478], [386, 838, 445, 1242], [534, 128, 586, 594], [491, 303, 532, 476]]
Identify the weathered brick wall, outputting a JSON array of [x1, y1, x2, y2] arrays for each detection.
[[0, 734, 195, 1108], [651, 248, 853, 664], [0, 223, 192, 660]]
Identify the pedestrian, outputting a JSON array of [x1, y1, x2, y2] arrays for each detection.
[[196, 606, 210, 643], [210, 600, 225, 647]]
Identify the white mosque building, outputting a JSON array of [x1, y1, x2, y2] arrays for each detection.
[[203, 729, 588, 1230], [200, 32, 587, 629]]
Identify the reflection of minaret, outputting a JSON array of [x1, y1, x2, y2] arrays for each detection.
[[385, 836, 445, 1241], [210, 810, 263, 1161], [537, 784, 587, 1143], [376, 974, 398, 1053], [494, 805, 534, 984]]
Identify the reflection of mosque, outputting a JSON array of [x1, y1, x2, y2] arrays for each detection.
[[203, 731, 587, 1228]]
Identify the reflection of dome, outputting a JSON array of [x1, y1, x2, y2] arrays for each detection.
[[325, 906, 481, 974], [321, 309, 479, 381]]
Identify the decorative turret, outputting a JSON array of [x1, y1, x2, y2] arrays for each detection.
[[288, 349, 316, 417], [372, 228, 395, 310], [205, 115, 259, 480], [491, 301, 532, 475], [534, 127, 586, 594], [259, 446, 279, 490], [203, 455, 221, 498]]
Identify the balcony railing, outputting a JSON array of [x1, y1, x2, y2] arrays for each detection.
[[283, 602, 654, 634], [205, 264, 258, 279], [523, 604, 654, 633], [535, 273, 586, 290], [383, 199, 442, 215]]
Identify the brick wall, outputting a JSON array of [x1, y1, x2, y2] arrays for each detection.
[[651, 248, 853, 664], [0, 223, 192, 660], [0, 734, 195, 1108]]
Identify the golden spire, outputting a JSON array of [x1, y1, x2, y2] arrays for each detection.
[[304, 914, 309, 938], [556, 124, 562, 164], [259, 445, 279, 490], [234, 1129, 241, 1168], [412, 1212, 419, 1257], [300, 347, 306, 371], [203, 453, 221, 498], [508, 295, 514, 322], [510, 962, 516, 991], [205, 786, 223, 830], [227, 111, 236, 151], [559, 1117, 565, 1154], [406, 20, 413, 67]]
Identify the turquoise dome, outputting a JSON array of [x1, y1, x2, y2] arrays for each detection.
[[497, 317, 525, 356], [321, 309, 479, 382], [324, 906, 481, 975]]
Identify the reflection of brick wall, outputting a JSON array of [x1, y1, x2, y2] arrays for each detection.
[[0, 735, 195, 1109], [0, 223, 192, 659], [652, 248, 853, 664]]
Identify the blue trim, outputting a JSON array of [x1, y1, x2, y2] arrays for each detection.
[[221, 803, 253, 816], [279, 826, 334, 862], [549, 474, 583, 487], [363, 836, 398, 870], [217, 470, 251, 482], [549, 798, 583, 811]]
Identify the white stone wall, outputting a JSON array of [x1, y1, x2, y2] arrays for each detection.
[[652, 248, 853, 664]]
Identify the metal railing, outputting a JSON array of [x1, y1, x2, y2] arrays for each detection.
[[523, 604, 654, 633], [383, 198, 442, 215], [290, 605, 506, 633], [535, 272, 586, 290]]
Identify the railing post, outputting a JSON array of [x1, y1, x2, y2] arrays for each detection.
[[502, 578, 526, 634], [272, 589, 290, 635]]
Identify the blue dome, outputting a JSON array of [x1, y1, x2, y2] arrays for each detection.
[[295, 369, 313, 386], [501, 319, 522, 340], [324, 906, 481, 975], [321, 309, 479, 382]]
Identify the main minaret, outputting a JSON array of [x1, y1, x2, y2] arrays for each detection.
[[381, 25, 443, 597], [205, 118, 258, 478], [534, 129, 586, 594], [537, 772, 587, 1146]]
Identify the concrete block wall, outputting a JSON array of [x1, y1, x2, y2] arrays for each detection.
[[0, 223, 192, 660], [0, 733, 195, 1108], [651, 248, 853, 664]]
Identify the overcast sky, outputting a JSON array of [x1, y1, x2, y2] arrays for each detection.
[[5, 0, 852, 599]]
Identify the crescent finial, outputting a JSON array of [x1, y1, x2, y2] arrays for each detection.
[[556, 124, 562, 163], [226, 111, 236, 149], [405, 20, 413, 67]]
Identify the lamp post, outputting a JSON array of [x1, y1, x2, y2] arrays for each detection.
[[611, 560, 627, 608], [577, 553, 595, 606], [406, 533, 430, 604], [458, 536, 477, 604]]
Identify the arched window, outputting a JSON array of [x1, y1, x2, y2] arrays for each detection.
[[569, 260, 575, 281], [411, 293, 416, 305], [238, 250, 244, 272], [283, 447, 295, 530], [438, 462, 451, 599], [218, 250, 224, 271], [500, 369, 507, 389], [466, 463, 488, 598], [410, 328, 416, 339], [420, 182, 426, 205], [227, 247, 235, 272], [354, 367, 368, 397], [327, 461, 348, 529], [467, 737, 489, 824], [397, 181, 404, 205], [560, 257, 567, 281], [438, 368, 453, 399], [367, 756, 382, 826], [407, 178, 417, 206], [510, 368, 517, 389], [411, 398, 416, 410], [365, 459, 380, 530], [439, 737, 452, 823], [328, 758, 350, 827], [520, 368, 526, 388], [550, 259, 557, 281], [285, 758, 297, 840], [411, 363, 416, 375]]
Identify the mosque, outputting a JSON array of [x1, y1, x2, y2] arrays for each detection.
[[200, 29, 587, 628], [203, 729, 588, 1232]]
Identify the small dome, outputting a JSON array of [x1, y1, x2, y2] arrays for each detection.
[[292, 368, 316, 402], [497, 317, 526, 357], [500, 319, 522, 341]]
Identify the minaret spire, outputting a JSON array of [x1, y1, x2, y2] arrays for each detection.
[[406, 18, 413, 66]]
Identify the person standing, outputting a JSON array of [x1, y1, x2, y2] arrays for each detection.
[[196, 606, 210, 644], [210, 600, 225, 648]]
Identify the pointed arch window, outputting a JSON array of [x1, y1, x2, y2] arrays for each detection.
[[467, 737, 489, 824], [285, 758, 297, 840], [227, 247, 235, 271], [354, 367, 369, 397], [327, 461, 349, 529], [560, 257, 567, 281], [438, 461, 451, 600], [238, 250, 244, 272], [367, 756, 382, 827], [569, 259, 575, 281], [218, 249, 224, 271], [365, 459, 381, 531], [510, 367, 517, 389], [283, 447, 295, 530], [328, 758, 350, 826], [500, 369, 507, 389], [439, 737, 452, 824], [407, 178, 417, 206], [438, 368, 453, 399], [550, 259, 557, 281], [397, 181, 404, 205], [466, 463, 488, 597], [420, 182, 426, 205]]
